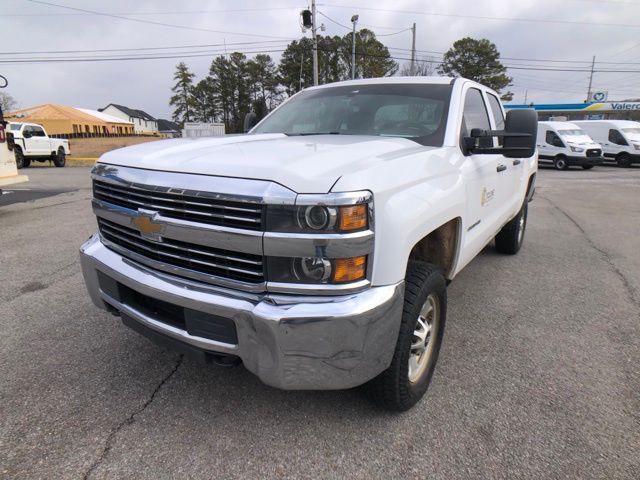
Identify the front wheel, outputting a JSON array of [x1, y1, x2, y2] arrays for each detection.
[[367, 262, 446, 411], [15, 148, 30, 169], [554, 156, 568, 170], [53, 148, 66, 167], [495, 203, 528, 255]]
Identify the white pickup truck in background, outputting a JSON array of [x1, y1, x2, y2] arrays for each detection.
[[81, 77, 538, 411], [8, 122, 70, 169], [0, 112, 28, 192]]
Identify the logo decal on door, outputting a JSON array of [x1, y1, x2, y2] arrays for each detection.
[[481, 187, 495, 206]]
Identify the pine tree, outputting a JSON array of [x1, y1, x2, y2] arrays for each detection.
[[169, 62, 196, 124]]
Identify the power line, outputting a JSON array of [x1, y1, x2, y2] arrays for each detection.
[[0, 48, 291, 65], [1, 6, 303, 17], [0, 40, 290, 56], [4, 45, 640, 74], [317, 11, 351, 30], [24, 0, 294, 40], [376, 28, 413, 37], [322, 3, 640, 29]]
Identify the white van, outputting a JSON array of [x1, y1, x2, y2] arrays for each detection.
[[573, 120, 640, 167], [537, 121, 604, 170]]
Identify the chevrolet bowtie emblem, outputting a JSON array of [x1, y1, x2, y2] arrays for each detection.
[[131, 211, 164, 240]]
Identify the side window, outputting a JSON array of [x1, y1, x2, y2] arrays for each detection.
[[32, 126, 45, 137], [461, 88, 492, 148], [608, 129, 627, 146], [486, 94, 505, 146], [546, 130, 564, 148]]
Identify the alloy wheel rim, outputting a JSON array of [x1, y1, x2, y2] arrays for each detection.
[[408, 294, 439, 383]]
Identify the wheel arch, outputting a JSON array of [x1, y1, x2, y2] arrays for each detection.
[[407, 217, 462, 280]]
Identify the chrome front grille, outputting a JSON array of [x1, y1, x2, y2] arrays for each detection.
[[98, 218, 265, 284], [93, 179, 264, 230]]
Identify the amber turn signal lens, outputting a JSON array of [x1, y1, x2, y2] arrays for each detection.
[[338, 205, 367, 231], [332, 256, 367, 283]]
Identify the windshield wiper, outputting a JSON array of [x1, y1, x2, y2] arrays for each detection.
[[284, 131, 342, 136]]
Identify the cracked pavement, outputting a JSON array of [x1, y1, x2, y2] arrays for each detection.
[[1, 165, 639, 479]]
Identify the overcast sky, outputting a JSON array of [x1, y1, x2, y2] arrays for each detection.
[[2, 0, 639, 119]]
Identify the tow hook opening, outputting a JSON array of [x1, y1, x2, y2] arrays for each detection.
[[206, 353, 241, 367]]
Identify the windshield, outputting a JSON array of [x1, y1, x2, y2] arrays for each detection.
[[557, 129, 585, 137], [252, 83, 453, 147], [9, 123, 22, 131]]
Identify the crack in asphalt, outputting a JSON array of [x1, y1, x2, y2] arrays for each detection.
[[540, 194, 640, 310], [82, 355, 184, 480]]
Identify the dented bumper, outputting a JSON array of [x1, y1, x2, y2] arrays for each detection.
[[80, 234, 403, 390]]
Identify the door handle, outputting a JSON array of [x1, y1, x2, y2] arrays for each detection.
[[512, 159, 521, 166], [496, 164, 507, 172]]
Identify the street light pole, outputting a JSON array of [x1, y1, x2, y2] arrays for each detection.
[[351, 14, 359, 80], [311, 0, 318, 86]]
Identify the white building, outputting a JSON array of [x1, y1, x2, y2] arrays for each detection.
[[182, 122, 226, 138], [98, 104, 158, 134]]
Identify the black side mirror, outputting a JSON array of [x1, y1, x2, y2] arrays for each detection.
[[243, 112, 258, 133], [463, 109, 537, 158], [502, 109, 537, 158]]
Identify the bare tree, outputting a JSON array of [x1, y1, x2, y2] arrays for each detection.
[[0, 91, 17, 112], [400, 57, 437, 76]]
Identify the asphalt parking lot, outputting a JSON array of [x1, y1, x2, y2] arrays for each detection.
[[1, 165, 639, 479]]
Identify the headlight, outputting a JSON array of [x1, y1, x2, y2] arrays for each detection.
[[266, 192, 371, 233], [266, 255, 367, 284], [570, 146, 584, 153]]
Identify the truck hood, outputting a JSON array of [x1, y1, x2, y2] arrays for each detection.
[[99, 133, 430, 193]]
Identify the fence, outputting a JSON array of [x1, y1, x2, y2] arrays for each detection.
[[50, 132, 161, 140]]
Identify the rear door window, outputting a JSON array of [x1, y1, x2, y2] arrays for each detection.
[[31, 126, 45, 137]]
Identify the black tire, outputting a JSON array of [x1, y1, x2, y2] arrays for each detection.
[[495, 202, 528, 255], [554, 155, 568, 170], [582, 165, 594, 170], [617, 153, 632, 168], [14, 147, 29, 169], [367, 261, 446, 411], [53, 148, 66, 167]]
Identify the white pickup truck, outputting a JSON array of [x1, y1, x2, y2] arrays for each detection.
[[0, 118, 28, 192], [80, 77, 537, 411], [8, 122, 70, 168]]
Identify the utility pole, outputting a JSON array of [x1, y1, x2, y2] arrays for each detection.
[[351, 14, 359, 79], [311, 0, 318, 86], [586, 55, 595, 102], [410, 23, 416, 75]]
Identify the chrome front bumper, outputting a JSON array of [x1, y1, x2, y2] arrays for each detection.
[[80, 235, 404, 390]]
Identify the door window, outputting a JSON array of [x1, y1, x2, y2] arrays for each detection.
[[608, 129, 628, 145], [545, 130, 564, 147], [461, 88, 492, 148], [31, 126, 45, 137], [486, 94, 505, 145]]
